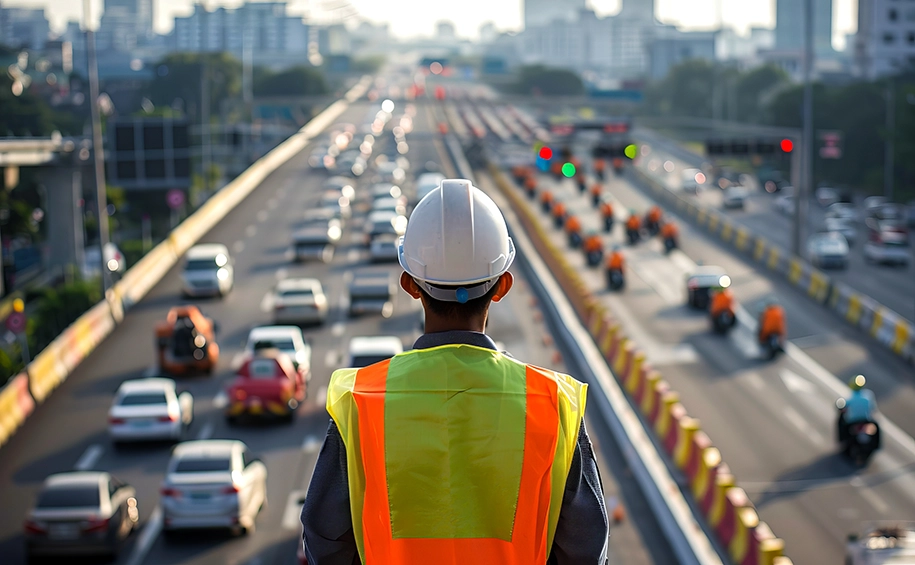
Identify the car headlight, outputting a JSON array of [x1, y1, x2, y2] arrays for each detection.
[[217, 268, 229, 281]]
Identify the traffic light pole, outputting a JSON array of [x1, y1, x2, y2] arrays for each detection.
[[794, 0, 814, 257]]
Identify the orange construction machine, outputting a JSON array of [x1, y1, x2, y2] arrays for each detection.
[[155, 306, 219, 375]]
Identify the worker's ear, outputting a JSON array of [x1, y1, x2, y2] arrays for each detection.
[[490, 272, 514, 303], [400, 272, 423, 300]]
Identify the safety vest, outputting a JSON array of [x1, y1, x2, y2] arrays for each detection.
[[326, 344, 586, 565]]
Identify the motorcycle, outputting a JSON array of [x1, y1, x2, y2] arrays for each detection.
[[568, 232, 583, 249], [711, 309, 736, 334], [603, 216, 614, 233], [663, 236, 677, 254], [626, 228, 641, 246], [836, 399, 880, 465], [607, 268, 625, 291], [586, 250, 603, 268], [760, 332, 783, 360], [541, 200, 552, 214], [553, 215, 566, 229]]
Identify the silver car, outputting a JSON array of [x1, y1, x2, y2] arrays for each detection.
[[108, 378, 193, 444], [25, 472, 139, 560], [161, 440, 267, 536], [272, 278, 328, 325]]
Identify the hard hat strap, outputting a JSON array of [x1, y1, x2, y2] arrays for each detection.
[[414, 278, 499, 304]]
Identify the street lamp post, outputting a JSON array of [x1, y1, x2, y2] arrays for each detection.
[[83, 0, 111, 295], [794, 0, 814, 257], [885, 78, 895, 201]]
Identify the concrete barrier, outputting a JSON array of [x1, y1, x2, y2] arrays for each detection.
[[0, 374, 34, 447]]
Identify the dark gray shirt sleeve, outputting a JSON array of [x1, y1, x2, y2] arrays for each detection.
[[301, 418, 609, 565]]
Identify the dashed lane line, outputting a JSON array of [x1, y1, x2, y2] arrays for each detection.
[[74, 444, 103, 471]]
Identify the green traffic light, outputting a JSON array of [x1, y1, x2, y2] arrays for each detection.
[[624, 144, 638, 159], [562, 162, 576, 177]]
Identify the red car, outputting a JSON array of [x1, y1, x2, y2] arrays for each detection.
[[225, 349, 306, 423]]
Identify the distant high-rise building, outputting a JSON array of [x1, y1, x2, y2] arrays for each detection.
[[523, 0, 586, 29], [436, 20, 456, 39], [619, 0, 655, 22], [479, 22, 498, 44], [0, 3, 50, 50], [775, 0, 833, 56], [97, 0, 154, 52], [856, 0, 915, 78]]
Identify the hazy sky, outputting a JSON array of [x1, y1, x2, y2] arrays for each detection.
[[5, 0, 858, 48]]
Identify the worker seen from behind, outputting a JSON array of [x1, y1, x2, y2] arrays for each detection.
[[594, 158, 606, 180], [645, 205, 662, 236], [552, 201, 568, 229], [540, 189, 554, 214], [302, 179, 610, 565], [606, 245, 625, 290], [583, 231, 603, 267], [565, 215, 583, 248], [758, 299, 786, 350], [524, 174, 537, 199], [575, 174, 587, 194], [599, 199, 615, 233], [709, 276, 736, 334], [625, 210, 641, 245], [590, 183, 602, 208], [660, 220, 679, 253]]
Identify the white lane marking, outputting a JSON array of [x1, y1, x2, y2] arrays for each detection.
[[276, 268, 288, 281], [782, 406, 824, 445], [628, 260, 681, 305], [282, 490, 308, 530], [233, 240, 245, 254], [197, 422, 214, 440], [316, 385, 328, 407], [302, 435, 322, 453], [730, 325, 762, 360], [74, 444, 103, 471], [260, 292, 275, 313], [779, 369, 816, 395], [347, 248, 360, 262], [324, 350, 339, 367], [125, 505, 162, 565], [213, 391, 228, 410], [267, 198, 278, 210], [231, 351, 245, 370], [850, 477, 890, 514], [785, 342, 915, 459], [745, 372, 765, 391], [331, 322, 345, 337], [246, 225, 257, 238], [257, 210, 269, 222]]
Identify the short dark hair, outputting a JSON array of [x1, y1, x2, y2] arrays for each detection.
[[419, 281, 501, 319]]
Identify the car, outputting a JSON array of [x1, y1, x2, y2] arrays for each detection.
[[24, 472, 139, 560], [369, 182, 403, 201], [81, 242, 126, 280], [319, 190, 352, 219], [364, 210, 408, 243], [774, 194, 795, 216], [307, 145, 330, 170], [272, 278, 328, 325], [815, 186, 840, 207], [108, 378, 194, 444], [824, 217, 858, 246], [722, 186, 747, 209], [369, 233, 400, 262], [845, 522, 915, 565], [863, 196, 888, 216], [155, 306, 220, 375], [181, 244, 234, 298], [681, 168, 704, 194], [322, 176, 356, 201], [807, 232, 849, 269], [245, 326, 312, 378], [348, 269, 396, 317], [225, 348, 306, 423], [874, 203, 906, 221], [377, 161, 406, 185], [415, 172, 446, 203], [347, 336, 404, 367], [686, 266, 728, 310], [292, 226, 339, 263], [371, 196, 409, 217], [160, 440, 267, 536], [302, 207, 344, 229], [863, 218, 911, 266], [825, 202, 858, 221]]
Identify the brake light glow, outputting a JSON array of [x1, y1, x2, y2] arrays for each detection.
[[82, 516, 109, 533], [108, 417, 126, 425], [158, 413, 178, 423], [160, 487, 181, 498], [24, 520, 47, 534], [222, 484, 240, 495], [234, 389, 247, 400]]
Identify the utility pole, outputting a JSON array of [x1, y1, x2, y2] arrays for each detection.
[[885, 79, 895, 201], [794, 0, 814, 257], [200, 57, 211, 199], [83, 0, 110, 295]]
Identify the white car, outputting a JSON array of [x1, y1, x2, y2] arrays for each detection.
[[245, 326, 312, 378], [323, 176, 356, 201], [369, 233, 400, 262], [863, 220, 911, 266], [807, 232, 849, 269], [369, 182, 402, 201], [347, 336, 404, 367], [774, 194, 795, 216], [160, 440, 267, 536], [722, 186, 747, 209], [291, 226, 338, 263], [824, 217, 857, 246], [364, 210, 408, 243], [825, 202, 858, 221], [181, 244, 234, 298], [415, 172, 445, 203], [845, 522, 915, 565], [82, 242, 126, 280], [681, 168, 703, 194], [319, 190, 352, 219], [272, 278, 328, 325], [815, 186, 840, 207], [377, 161, 406, 185], [371, 196, 408, 217], [108, 378, 193, 444], [863, 196, 888, 216]]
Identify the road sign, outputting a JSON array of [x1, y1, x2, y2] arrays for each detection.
[[819, 131, 842, 159], [6, 311, 25, 333], [166, 189, 185, 210]]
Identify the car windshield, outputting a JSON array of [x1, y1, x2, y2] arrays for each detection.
[[119, 392, 168, 406], [185, 259, 218, 271], [173, 458, 231, 473], [351, 354, 394, 367], [254, 339, 296, 352], [37, 486, 100, 508]]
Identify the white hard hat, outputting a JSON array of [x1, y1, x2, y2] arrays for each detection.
[[398, 179, 515, 303]]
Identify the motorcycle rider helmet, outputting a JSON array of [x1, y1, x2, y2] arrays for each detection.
[[849, 375, 866, 391]]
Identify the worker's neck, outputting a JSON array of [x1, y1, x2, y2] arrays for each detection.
[[423, 313, 487, 335]]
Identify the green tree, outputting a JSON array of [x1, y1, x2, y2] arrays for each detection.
[[254, 66, 329, 97], [733, 65, 790, 123], [0, 74, 56, 136], [508, 65, 584, 96], [149, 53, 242, 120], [645, 59, 718, 118]]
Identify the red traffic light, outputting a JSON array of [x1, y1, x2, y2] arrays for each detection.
[[780, 139, 794, 153], [539, 147, 553, 160]]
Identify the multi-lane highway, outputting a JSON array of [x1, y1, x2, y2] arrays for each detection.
[[0, 98, 675, 565], [634, 127, 914, 323], [502, 147, 915, 565]]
